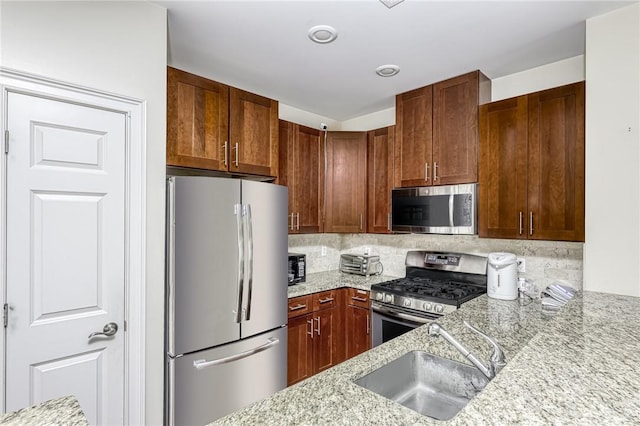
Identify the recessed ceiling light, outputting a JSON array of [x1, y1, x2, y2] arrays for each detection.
[[308, 25, 338, 44], [376, 64, 400, 77], [380, 0, 405, 9]]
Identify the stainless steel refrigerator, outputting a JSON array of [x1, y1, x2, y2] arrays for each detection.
[[165, 176, 288, 425]]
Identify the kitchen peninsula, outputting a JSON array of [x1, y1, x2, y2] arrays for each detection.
[[213, 280, 640, 425]]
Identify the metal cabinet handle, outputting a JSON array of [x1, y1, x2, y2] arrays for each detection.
[[360, 214, 363, 231], [307, 319, 314, 338], [290, 213, 294, 230], [366, 315, 370, 335], [315, 316, 321, 336], [193, 338, 280, 370], [88, 322, 118, 339], [519, 211, 523, 235], [318, 297, 334, 304], [351, 296, 367, 303], [289, 304, 307, 311], [231, 142, 239, 167], [529, 211, 534, 236], [425, 163, 430, 182], [296, 213, 300, 231], [388, 213, 391, 232], [222, 141, 228, 166], [433, 162, 438, 181]]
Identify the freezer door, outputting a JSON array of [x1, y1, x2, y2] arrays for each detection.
[[167, 327, 287, 425], [168, 177, 242, 356], [240, 180, 288, 338]]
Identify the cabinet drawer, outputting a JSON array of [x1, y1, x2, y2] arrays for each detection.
[[313, 290, 339, 311], [288, 295, 313, 319], [346, 288, 370, 308]]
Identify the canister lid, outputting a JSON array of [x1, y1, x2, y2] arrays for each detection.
[[487, 252, 517, 266]]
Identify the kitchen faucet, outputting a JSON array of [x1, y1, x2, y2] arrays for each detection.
[[427, 320, 506, 380]]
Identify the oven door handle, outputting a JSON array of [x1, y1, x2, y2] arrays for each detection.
[[371, 302, 437, 324]]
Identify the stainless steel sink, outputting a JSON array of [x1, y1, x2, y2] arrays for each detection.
[[354, 351, 490, 421]]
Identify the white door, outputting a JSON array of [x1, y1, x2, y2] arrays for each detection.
[[5, 91, 126, 425]]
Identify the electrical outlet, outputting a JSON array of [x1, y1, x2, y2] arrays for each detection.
[[363, 246, 371, 255], [517, 257, 526, 273], [321, 246, 327, 257]]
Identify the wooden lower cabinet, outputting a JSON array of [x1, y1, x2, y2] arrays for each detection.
[[345, 288, 371, 359], [286, 290, 344, 386], [287, 288, 371, 386]]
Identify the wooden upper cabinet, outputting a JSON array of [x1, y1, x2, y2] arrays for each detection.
[[395, 71, 490, 188], [367, 126, 394, 234], [479, 96, 528, 239], [229, 87, 279, 177], [167, 67, 278, 178], [479, 81, 585, 242], [167, 67, 229, 171], [433, 71, 490, 185], [528, 81, 585, 242], [279, 120, 324, 233], [394, 86, 433, 187], [325, 132, 367, 233]]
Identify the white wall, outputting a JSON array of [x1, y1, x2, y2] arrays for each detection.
[[0, 2, 168, 423], [584, 3, 640, 296], [490, 55, 585, 101]]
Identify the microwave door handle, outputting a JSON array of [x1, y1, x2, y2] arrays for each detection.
[[244, 204, 253, 321], [448, 193, 455, 227], [234, 204, 244, 323]]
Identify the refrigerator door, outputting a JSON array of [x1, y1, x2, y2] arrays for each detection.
[[239, 180, 288, 338], [168, 176, 242, 356], [167, 327, 287, 425]]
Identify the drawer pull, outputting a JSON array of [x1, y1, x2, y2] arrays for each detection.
[[318, 297, 334, 304], [289, 304, 307, 311], [351, 296, 367, 302]]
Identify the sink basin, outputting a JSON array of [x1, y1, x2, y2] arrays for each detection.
[[354, 351, 490, 420]]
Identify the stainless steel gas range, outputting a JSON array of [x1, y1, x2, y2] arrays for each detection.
[[371, 250, 488, 347]]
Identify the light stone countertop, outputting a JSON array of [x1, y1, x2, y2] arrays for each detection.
[[0, 395, 88, 426], [214, 274, 640, 425], [287, 270, 399, 298]]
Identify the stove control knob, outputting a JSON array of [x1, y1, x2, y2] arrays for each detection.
[[434, 304, 444, 314], [403, 298, 412, 308], [376, 292, 384, 301], [423, 302, 433, 311], [385, 294, 393, 303]]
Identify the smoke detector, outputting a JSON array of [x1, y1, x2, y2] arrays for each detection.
[[308, 25, 338, 44], [380, 0, 405, 9]]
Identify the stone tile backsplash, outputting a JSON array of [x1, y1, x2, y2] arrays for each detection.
[[288, 233, 583, 296]]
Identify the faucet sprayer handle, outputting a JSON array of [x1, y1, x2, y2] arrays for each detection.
[[463, 320, 506, 366]]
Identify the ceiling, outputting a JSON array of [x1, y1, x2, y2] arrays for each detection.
[[156, 0, 633, 122]]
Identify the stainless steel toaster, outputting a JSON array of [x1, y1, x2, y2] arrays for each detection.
[[339, 254, 383, 276]]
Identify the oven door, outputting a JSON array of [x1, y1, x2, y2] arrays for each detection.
[[371, 302, 440, 347]]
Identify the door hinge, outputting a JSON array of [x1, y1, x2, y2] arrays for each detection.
[[3, 303, 8, 328], [4, 130, 8, 154]]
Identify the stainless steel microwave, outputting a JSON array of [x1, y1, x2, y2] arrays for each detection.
[[391, 183, 477, 235]]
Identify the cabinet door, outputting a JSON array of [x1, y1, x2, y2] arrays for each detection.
[[229, 87, 279, 177], [345, 306, 370, 359], [325, 132, 367, 233], [167, 67, 229, 171], [527, 82, 585, 242], [313, 307, 343, 374], [394, 86, 433, 187], [293, 124, 324, 233], [287, 314, 314, 386], [367, 126, 394, 233], [433, 71, 487, 185], [478, 96, 528, 239]]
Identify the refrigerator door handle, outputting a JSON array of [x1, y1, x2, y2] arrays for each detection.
[[234, 203, 244, 323], [166, 178, 177, 356], [243, 204, 254, 321], [192, 337, 280, 370]]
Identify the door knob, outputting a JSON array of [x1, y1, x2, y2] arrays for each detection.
[[88, 322, 119, 339]]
